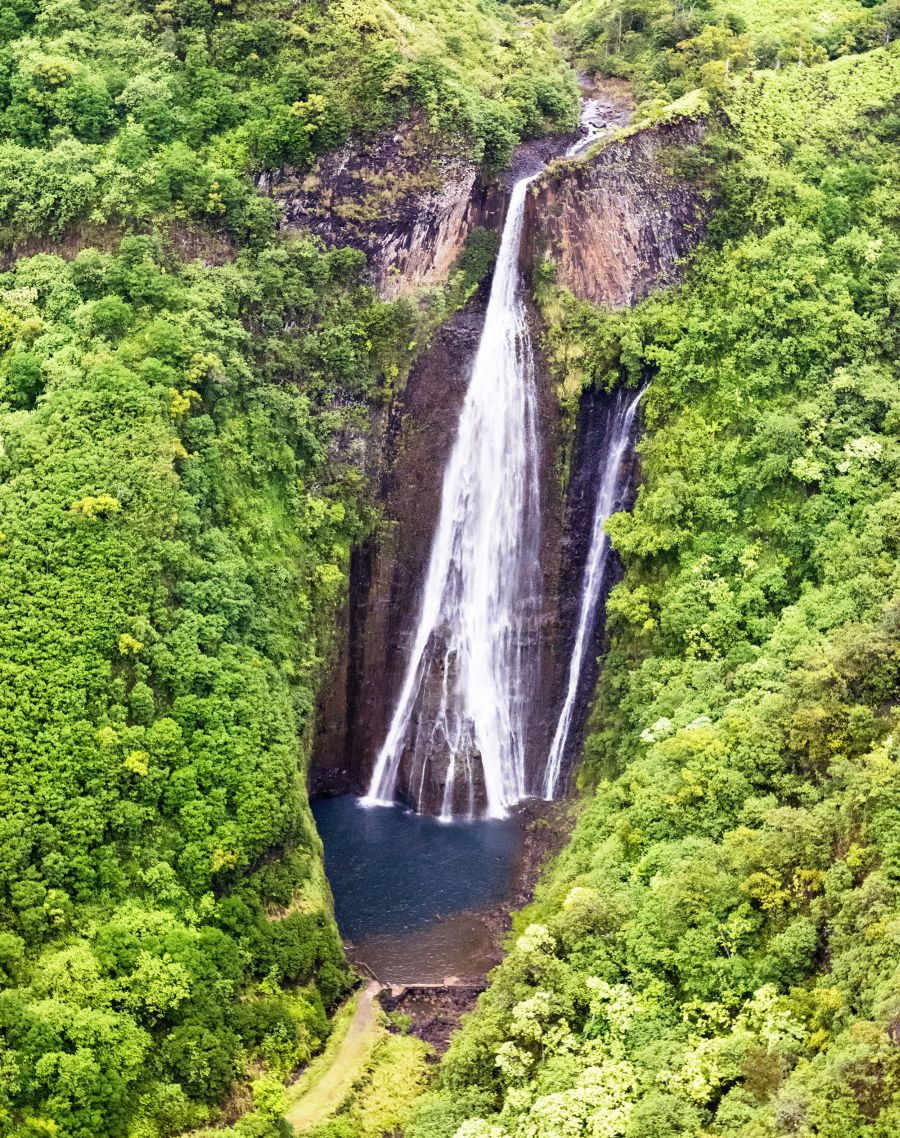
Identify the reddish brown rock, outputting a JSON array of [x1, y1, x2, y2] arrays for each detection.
[[524, 116, 709, 307]]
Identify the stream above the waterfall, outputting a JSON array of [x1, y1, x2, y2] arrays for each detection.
[[312, 796, 528, 983]]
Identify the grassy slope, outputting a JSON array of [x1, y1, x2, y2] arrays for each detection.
[[556, 0, 897, 110], [285, 983, 382, 1133]]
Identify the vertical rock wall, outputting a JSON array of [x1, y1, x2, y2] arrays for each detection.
[[258, 115, 505, 300], [523, 117, 708, 308], [312, 299, 489, 796], [311, 111, 710, 807]]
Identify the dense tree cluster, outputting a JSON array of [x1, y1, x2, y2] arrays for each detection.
[[558, 0, 900, 112], [0, 229, 421, 1135], [409, 42, 900, 1138], [0, 0, 576, 244]]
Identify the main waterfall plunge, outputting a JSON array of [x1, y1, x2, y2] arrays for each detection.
[[363, 174, 541, 819], [361, 135, 643, 821]]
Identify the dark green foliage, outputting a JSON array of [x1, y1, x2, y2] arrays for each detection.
[[446, 228, 501, 308]]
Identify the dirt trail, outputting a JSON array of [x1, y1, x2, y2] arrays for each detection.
[[285, 981, 382, 1133]]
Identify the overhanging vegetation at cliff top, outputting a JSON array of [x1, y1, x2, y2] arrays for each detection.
[[0, 0, 578, 247]]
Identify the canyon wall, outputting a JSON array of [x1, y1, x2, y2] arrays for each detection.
[[525, 117, 708, 307], [258, 116, 505, 300], [312, 298, 491, 795], [310, 110, 710, 805]]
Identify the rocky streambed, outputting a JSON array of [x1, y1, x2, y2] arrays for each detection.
[[303, 76, 711, 1044]]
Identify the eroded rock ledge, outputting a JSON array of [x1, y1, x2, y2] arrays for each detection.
[[257, 114, 504, 300], [524, 116, 709, 307]]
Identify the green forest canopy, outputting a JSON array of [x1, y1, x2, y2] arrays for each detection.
[[0, 0, 898, 1132]]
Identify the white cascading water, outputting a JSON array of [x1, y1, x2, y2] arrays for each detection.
[[566, 98, 607, 158], [542, 388, 644, 799], [363, 173, 542, 820]]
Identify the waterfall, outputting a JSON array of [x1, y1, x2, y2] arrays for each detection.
[[542, 388, 643, 799], [363, 173, 542, 820]]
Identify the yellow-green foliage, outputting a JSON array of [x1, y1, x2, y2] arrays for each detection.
[[308, 1031, 432, 1138], [726, 0, 878, 42], [558, 0, 898, 110], [726, 45, 900, 162]]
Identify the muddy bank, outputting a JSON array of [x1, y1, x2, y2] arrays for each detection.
[[480, 798, 574, 938]]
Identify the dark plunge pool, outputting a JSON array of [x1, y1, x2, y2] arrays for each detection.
[[311, 796, 524, 983]]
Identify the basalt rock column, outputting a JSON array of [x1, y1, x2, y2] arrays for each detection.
[[542, 388, 643, 798]]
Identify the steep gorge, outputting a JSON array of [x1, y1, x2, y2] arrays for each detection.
[[309, 97, 709, 809]]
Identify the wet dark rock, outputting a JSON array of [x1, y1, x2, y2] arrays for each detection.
[[311, 296, 488, 799], [378, 986, 486, 1055], [542, 385, 643, 796], [310, 333, 643, 810]]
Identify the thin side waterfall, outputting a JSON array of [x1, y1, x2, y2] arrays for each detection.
[[363, 173, 542, 820], [542, 388, 644, 799]]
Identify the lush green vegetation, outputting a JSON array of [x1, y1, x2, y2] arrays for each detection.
[[0, 229, 421, 1136], [409, 41, 900, 1138], [0, 0, 575, 247], [2, 0, 898, 1130], [558, 0, 899, 112]]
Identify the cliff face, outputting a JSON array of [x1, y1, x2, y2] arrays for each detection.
[[312, 299, 485, 795], [258, 116, 504, 300], [524, 118, 708, 307], [310, 300, 640, 804], [311, 110, 710, 808]]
